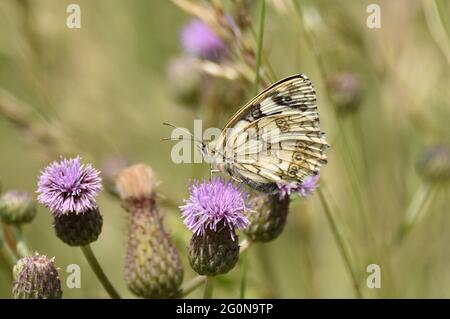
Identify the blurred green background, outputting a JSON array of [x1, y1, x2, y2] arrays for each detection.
[[0, 0, 449, 298]]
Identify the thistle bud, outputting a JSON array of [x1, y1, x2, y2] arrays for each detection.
[[231, 0, 254, 30], [102, 155, 130, 197], [180, 178, 249, 276], [53, 208, 103, 246], [417, 145, 450, 182], [36, 156, 104, 247], [12, 253, 62, 299], [326, 72, 362, 113], [116, 164, 183, 298], [203, 77, 247, 113], [0, 191, 36, 225], [244, 194, 290, 242], [167, 55, 202, 108]]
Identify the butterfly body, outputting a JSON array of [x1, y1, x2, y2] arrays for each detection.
[[201, 74, 329, 194]]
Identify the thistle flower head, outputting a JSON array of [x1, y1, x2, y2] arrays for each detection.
[[181, 19, 227, 61], [245, 193, 290, 242], [277, 175, 320, 199], [180, 178, 249, 239], [53, 207, 103, 246], [167, 55, 203, 108], [327, 72, 362, 113], [117, 164, 184, 298], [12, 253, 62, 299], [37, 156, 102, 216], [417, 145, 450, 181], [0, 190, 36, 224]]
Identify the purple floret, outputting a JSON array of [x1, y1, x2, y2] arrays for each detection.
[[37, 156, 102, 216], [276, 175, 320, 200], [180, 178, 249, 239], [181, 19, 227, 61]]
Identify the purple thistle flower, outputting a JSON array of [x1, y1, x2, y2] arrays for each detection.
[[180, 178, 249, 239], [276, 182, 298, 200], [181, 19, 227, 61], [276, 175, 320, 199], [297, 174, 320, 197], [37, 156, 102, 216]]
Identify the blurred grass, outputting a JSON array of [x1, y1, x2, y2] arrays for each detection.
[[0, 0, 449, 298]]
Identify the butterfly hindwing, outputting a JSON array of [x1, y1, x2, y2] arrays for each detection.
[[210, 74, 329, 193]]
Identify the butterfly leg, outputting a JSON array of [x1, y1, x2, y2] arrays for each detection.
[[210, 169, 221, 179], [209, 162, 221, 180], [231, 175, 243, 183]]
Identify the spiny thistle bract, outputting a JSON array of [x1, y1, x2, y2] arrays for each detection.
[[244, 175, 319, 242], [12, 253, 62, 299], [244, 194, 290, 242], [188, 224, 240, 276], [0, 190, 36, 225], [37, 156, 103, 246], [116, 164, 183, 298], [53, 207, 103, 246], [180, 178, 249, 276]]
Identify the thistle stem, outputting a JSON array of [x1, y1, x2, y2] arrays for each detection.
[[80, 244, 121, 299], [12, 226, 31, 257], [256, 244, 279, 297], [239, 250, 248, 298], [0, 227, 17, 268], [422, 0, 450, 67], [317, 188, 363, 298], [253, 0, 266, 96], [396, 182, 437, 243], [292, 0, 328, 80], [203, 276, 215, 299]]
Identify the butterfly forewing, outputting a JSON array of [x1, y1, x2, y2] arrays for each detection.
[[210, 74, 329, 193]]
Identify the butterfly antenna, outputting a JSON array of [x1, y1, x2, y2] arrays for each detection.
[[162, 122, 203, 145]]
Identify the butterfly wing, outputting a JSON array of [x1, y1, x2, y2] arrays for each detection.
[[212, 74, 329, 193]]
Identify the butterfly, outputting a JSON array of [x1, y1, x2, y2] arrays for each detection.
[[201, 73, 329, 193], [165, 74, 329, 194]]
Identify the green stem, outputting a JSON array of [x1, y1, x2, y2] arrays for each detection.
[[249, 25, 277, 83], [396, 182, 437, 243], [239, 250, 248, 298], [13, 226, 31, 257], [422, 0, 450, 67], [203, 276, 215, 299], [317, 188, 363, 298], [292, 0, 328, 79], [0, 227, 18, 268], [80, 244, 121, 299], [253, 0, 266, 96], [256, 244, 279, 297]]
